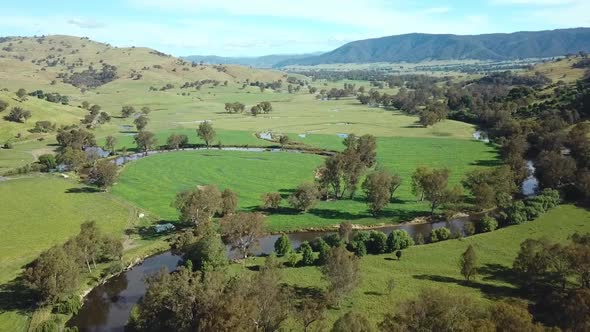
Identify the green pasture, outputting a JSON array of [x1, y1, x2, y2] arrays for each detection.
[[111, 135, 497, 232]]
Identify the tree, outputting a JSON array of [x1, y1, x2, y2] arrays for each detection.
[[395, 250, 402, 260], [418, 102, 448, 127], [134, 114, 149, 131], [460, 244, 478, 281], [389, 174, 402, 200], [463, 166, 517, 210], [38, 154, 57, 171], [379, 288, 486, 332], [57, 147, 87, 172], [261, 192, 282, 210], [166, 133, 188, 150], [104, 135, 117, 154], [0, 100, 8, 112], [300, 241, 315, 265], [490, 301, 544, 332], [86, 159, 118, 191], [535, 150, 577, 189], [296, 296, 328, 332], [174, 185, 222, 228], [219, 212, 265, 259], [289, 182, 319, 212], [16, 88, 27, 100], [121, 105, 135, 118], [259, 101, 273, 113], [220, 188, 238, 216], [317, 148, 365, 200], [279, 135, 290, 148], [274, 234, 292, 256], [386, 230, 414, 252], [362, 170, 393, 216], [413, 167, 461, 214], [5, 106, 31, 123], [331, 311, 375, 332], [141, 106, 152, 114], [321, 246, 360, 305], [184, 230, 228, 272], [430, 227, 451, 242], [366, 231, 388, 254], [197, 121, 215, 148], [23, 245, 79, 304], [134, 131, 157, 155], [248, 255, 293, 332], [56, 127, 96, 149], [339, 222, 353, 244], [356, 134, 377, 168], [250, 105, 261, 116]]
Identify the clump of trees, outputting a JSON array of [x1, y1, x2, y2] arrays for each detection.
[[224, 102, 245, 114], [411, 166, 463, 214], [86, 159, 118, 191], [134, 130, 157, 155], [24, 221, 122, 305], [166, 133, 189, 150]]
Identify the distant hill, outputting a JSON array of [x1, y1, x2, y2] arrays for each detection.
[[0, 35, 285, 93], [181, 53, 323, 68], [276, 28, 590, 67]]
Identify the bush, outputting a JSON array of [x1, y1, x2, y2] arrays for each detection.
[[463, 222, 475, 236], [3, 142, 13, 149], [351, 239, 367, 257], [367, 231, 388, 254], [299, 241, 315, 266], [478, 216, 498, 233], [38, 154, 57, 171], [322, 233, 343, 248], [54, 295, 82, 315], [261, 192, 282, 210], [274, 234, 291, 257], [316, 238, 331, 265], [386, 230, 414, 252], [430, 227, 451, 243]]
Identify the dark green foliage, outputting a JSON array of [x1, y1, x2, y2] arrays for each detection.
[[430, 227, 451, 243], [366, 231, 387, 254], [395, 250, 402, 260], [24, 245, 80, 304], [37, 154, 57, 171], [274, 234, 292, 257], [184, 231, 228, 272], [386, 230, 414, 252], [54, 295, 82, 315], [86, 159, 118, 191], [220, 188, 238, 216], [478, 216, 498, 233], [351, 240, 367, 257], [289, 182, 319, 212], [5, 106, 31, 123], [300, 241, 315, 265], [56, 127, 96, 149], [30, 121, 56, 133], [134, 130, 157, 154], [460, 244, 478, 281], [63, 63, 117, 88], [317, 238, 331, 265]]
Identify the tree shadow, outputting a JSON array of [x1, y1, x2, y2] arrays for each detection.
[[0, 276, 37, 314], [470, 159, 502, 167], [288, 285, 325, 299], [66, 187, 100, 194], [412, 273, 518, 299], [364, 291, 384, 296]]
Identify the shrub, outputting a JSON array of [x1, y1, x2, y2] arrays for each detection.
[[38, 154, 57, 171], [430, 227, 451, 243], [322, 233, 343, 248], [261, 192, 282, 210], [274, 234, 291, 257], [367, 231, 388, 254], [300, 241, 315, 265], [54, 295, 82, 315], [386, 230, 414, 252], [478, 216, 498, 233], [316, 238, 331, 265], [351, 239, 367, 257]]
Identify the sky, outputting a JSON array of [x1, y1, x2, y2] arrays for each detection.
[[0, 0, 589, 57]]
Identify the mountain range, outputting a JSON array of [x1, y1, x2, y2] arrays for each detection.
[[275, 28, 590, 67], [181, 53, 322, 68]]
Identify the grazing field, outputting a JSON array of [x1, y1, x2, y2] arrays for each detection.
[[111, 136, 497, 232], [0, 175, 137, 285], [243, 204, 590, 327]]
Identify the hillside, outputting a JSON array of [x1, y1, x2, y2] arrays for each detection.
[[276, 28, 590, 66], [181, 52, 323, 68], [0, 35, 285, 93]]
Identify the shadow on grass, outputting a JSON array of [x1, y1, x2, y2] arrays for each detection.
[[413, 272, 518, 299], [0, 277, 37, 315], [66, 187, 100, 194], [471, 159, 503, 167], [364, 291, 384, 296]]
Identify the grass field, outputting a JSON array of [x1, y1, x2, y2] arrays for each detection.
[[111, 136, 497, 232], [243, 204, 590, 328]]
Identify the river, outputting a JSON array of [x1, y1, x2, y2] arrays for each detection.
[[69, 130, 539, 331], [67, 218, 469, 331]]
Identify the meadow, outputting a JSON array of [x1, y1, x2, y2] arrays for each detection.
[[243, 204, 590, 328], [111, 135, 497, 232]]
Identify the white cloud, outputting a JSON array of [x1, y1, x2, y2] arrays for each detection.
[[490, 0, 580, 6], [67, 18, 106, 29]]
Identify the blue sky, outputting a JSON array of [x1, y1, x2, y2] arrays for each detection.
[[0, 0, 588, 56]]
